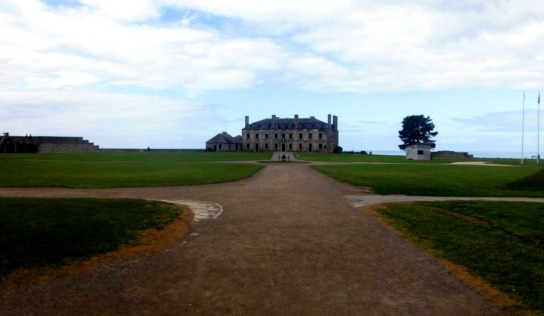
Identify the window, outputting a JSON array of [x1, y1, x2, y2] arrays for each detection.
[[256, 134, 259, 139], [309, 133, 312, 139], [298, 144, 303, 149], [275, 143, 278, 149], [319, 133, 323, 139], [319, 144, 323, 150], [265, 143, 269, 149], [265, 133, 269, 139], [289, 133, 293, 139], [299, 133, 302, 139], [417, 150, 424, 155], [282, 133, 285, 139], [275, 133, 278, 139], [289, 143, 293, 149], [246, 143, 250, 149], [247, 134, 250, 139]]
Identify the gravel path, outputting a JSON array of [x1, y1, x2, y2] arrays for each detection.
[[0, 161, 512, 315]]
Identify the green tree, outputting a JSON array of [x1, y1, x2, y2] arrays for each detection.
[[398, 115, 438, 150]]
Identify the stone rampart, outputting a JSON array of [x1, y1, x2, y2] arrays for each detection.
[[0, 134, 99, 153]]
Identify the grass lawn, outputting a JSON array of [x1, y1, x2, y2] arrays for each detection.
[[0, 152, 267, 188], [297, 153, 538, 166], [313, 163, 544, 197], [0, 197, 184, 279], [1, 151, 271, 162], [372, 201, 544, 314]]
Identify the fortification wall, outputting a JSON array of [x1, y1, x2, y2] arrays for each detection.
[[0, 135, 99, 153], [38, 143, 98, 153]]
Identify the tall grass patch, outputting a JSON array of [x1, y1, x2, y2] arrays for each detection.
[[374, 201, 544, 314], [0, 198, 182, 278]]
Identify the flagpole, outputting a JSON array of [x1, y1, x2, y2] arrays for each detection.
[[538, 91, 541, 164], [521, 91, 525, 165]]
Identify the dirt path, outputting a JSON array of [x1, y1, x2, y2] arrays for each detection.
[[0, 162, 506, 315]]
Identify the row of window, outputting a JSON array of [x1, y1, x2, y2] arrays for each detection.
[[249, 124, 325, 130], [246, 143, 328, 150], [247, 132, 323, 139]]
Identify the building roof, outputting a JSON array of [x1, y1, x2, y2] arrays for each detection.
[[206, 132, 241, 144], [245, 116, 332, 131]]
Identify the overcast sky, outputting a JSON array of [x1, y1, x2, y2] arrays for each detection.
[[1, 0, 543, 155]]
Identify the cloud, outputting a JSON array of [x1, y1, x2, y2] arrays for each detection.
[[0, 88, 210, 146], [452, 110, 540, 132], [2, 0, 544, 150], [291, 2, 544, 92], [163, 0, 353, 28], [0, 0, 285, 92], [78, 0, 160, 21], [3, 0, 544, 94]]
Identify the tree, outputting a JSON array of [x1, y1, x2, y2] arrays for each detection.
[[398, 115, 438, 150]]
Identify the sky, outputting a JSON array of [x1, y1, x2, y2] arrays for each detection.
[[1, 0, 543, 155]]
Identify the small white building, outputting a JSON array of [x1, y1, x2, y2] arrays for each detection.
[[405, 144, 432, 160]]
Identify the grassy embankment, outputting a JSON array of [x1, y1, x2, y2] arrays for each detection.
[[306, 153, 543, 314], [0, 152, 269, 282]]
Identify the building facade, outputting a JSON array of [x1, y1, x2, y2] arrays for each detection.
[[241, 114, 339, 153], [405, 143, 432, 160], [206, 132, 242, 152]]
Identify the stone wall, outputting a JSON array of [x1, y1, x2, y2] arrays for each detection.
[[0, 135, 99, 153]]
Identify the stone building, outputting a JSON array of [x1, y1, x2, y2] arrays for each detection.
[[206, 132, 242, 152], [0, 133, 98, 153], [242, 114, 339, 153], [405, 143, 432, 160]]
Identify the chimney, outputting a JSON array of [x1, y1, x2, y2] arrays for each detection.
[[328, 114, 332, 128], [333, 115, 338, 131], [272, 114, 277, 128], [245, 116, 249, 129]]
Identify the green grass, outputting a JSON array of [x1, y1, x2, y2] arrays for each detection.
[[0, 197, 183, 278], [1, 152, 271, 162], [503, 168, 544, 191], [375, 201, 544, 314], [0, 152, 267, 188], [313, 164, 544, 197], [298, 153, 410, 163], [297, 153, 538, 165]]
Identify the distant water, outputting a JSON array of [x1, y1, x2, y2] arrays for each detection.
[[368, 150, 404, 156], [369, 150, 535, 159], [470, 152, 539, 159]]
